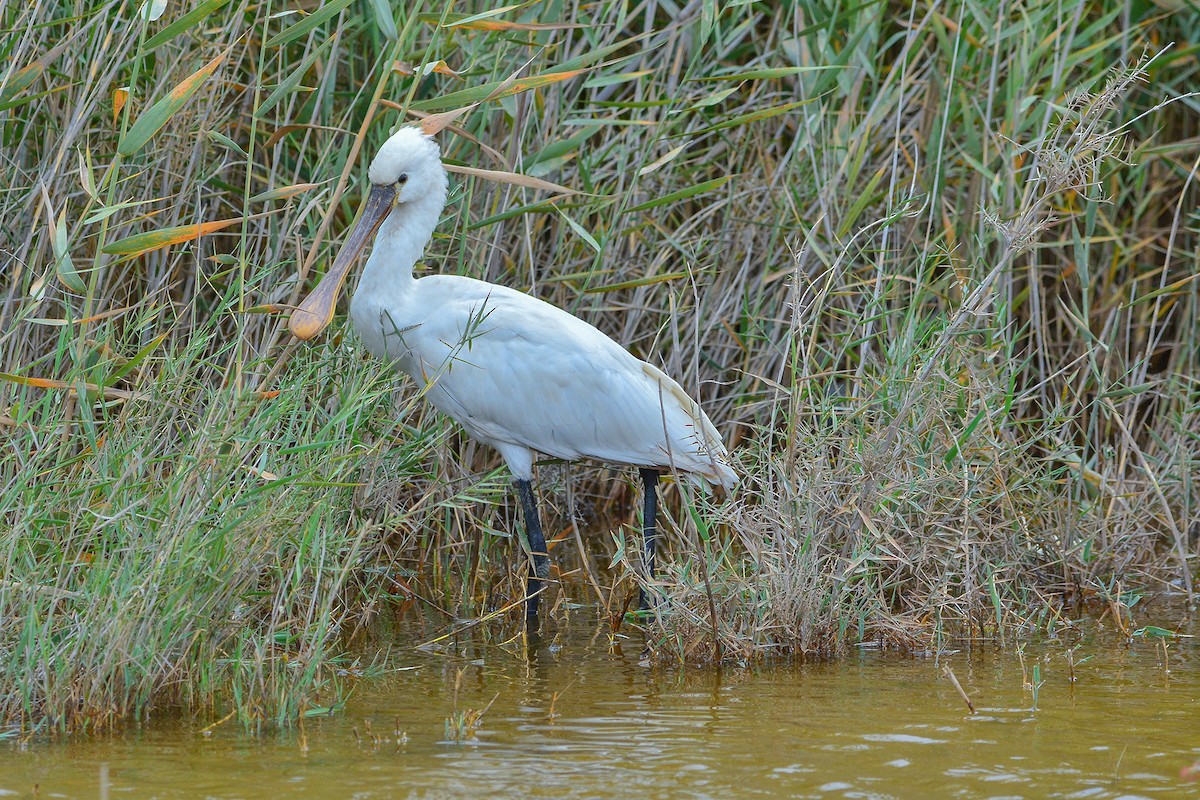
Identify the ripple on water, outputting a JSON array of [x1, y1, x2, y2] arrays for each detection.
[[861, 733, 946, 744]]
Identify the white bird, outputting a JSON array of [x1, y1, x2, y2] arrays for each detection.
[[290, 119, 736, 622]]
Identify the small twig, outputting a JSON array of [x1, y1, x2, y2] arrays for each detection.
[[477, 691, 500, 721], [941, 665, 975, 713], [198, 709, 237, 736], [610, 591, 636, 636], [548, 678, 576, 720]]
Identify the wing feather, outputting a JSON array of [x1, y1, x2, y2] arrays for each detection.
[[393, 276, 736, 487]]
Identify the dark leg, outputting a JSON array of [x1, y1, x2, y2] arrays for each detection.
[[515, 478, 550, 622], [639, 468, 659, 611]]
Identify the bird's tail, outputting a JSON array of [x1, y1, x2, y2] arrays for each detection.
[[642, 362, 738, 491]]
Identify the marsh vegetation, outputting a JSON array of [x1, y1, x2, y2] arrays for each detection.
[[2, 0, 1198, 733]]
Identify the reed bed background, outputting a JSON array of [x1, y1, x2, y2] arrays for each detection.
[[1, 0, 1197, 733]]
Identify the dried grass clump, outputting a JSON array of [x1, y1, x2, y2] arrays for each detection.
[[648, 49, 1199, 663]]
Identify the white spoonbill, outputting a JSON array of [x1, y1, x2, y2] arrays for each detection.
[[290, 119, 736, 622]]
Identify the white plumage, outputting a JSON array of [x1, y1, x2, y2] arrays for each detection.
[[291, 124, 736, 620]]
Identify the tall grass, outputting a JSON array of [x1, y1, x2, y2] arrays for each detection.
[[1, 0, 1197, 731]]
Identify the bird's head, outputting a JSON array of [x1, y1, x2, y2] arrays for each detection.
[[367, 126, 444, 205], [289, 122, 451, 341]]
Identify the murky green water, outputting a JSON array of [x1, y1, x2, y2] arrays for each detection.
[[4, 606, 1197, 799]]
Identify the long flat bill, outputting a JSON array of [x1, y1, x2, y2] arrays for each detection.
[[289, 184, 395, 341]]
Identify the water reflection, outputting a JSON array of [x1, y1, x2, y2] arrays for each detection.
[[2, 606, 1196, 799]]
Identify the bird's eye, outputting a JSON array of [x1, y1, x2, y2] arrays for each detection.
[[397, 174, 408, 185]]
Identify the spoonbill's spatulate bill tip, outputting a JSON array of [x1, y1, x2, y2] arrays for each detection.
[[292, 113, 736, 621]]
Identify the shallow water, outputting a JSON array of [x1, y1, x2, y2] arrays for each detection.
[[3, 606, 1197, 799]]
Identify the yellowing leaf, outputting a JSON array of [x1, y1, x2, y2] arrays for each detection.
[[112, 87, 129, 126], [242, 465, 280, 481], [411, 69, 587, 112], [118, 46, 231, 156], [418, 104, 478, 135], [102, 217, 245, 256], [0, 62, 44, 107], [0, 373, 73, 389], [392, 60, 461, 77], [638, 143, 690, 176], [0, 372, 144, 401], [444, 163, 578, 195], [249, 183, 321, 203], [0, 41, 70, 110]]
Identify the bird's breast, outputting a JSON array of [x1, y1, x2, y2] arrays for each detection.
[[348, 294, 421, 374]]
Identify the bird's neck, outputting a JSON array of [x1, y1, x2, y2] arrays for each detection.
[[357, 180, 447, 296]]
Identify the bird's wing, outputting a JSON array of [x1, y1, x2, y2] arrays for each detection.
[[397, 279, 734, 485]]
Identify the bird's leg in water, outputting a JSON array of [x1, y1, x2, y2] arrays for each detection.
[[515, 479, 550, 622], [639, 468, 660, 611]]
